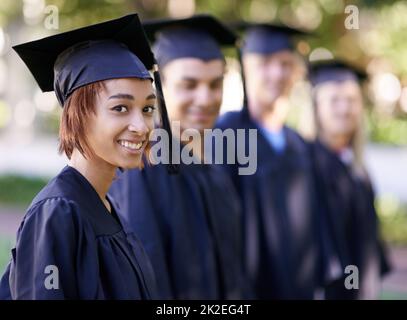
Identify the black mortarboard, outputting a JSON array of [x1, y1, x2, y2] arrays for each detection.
[[308, 60, 367, 87], [13, 14, 178, 173], [142, 14, 237, 68], [230, 22, 308, 108], [13, 14, 155, 106], [232, 22, 308, 56]]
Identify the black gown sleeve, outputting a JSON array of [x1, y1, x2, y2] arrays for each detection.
[[8, 198, 81, 299]]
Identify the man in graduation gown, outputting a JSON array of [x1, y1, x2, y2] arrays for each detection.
[[109, 15, 248, 299], [308, 60, 391, 299], [216, 23, 320, 299]]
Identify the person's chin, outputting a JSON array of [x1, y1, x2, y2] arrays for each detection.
[[336, 123, 354, 134], [117, 155, 143, 170], [192, 122, 212, 133], [265, 86, 282, 97], [119, 162, 143, 171], [263, 98, 278, 111], [332, 129, 351, 138], [193, 117, 216, 130]]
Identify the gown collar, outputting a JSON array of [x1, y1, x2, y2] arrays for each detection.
[[63, 165, 124, 236]]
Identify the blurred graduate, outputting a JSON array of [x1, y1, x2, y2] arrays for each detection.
[[307, 60, 391, 299], [216, 22, 320, 299], [0, 14, 173, 299], [109, 14, 247, 299]]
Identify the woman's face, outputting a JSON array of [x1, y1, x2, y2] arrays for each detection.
[[315, 80, 363, 140], [86, 78, 156, 170]]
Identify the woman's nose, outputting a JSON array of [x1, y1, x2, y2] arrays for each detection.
[[128, 113, 149, 135]]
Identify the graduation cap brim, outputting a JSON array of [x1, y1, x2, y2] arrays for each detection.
[[142, 14, 237, 46], [309, 60, 367, 82], [13, 14, 155, 92], [230, 21, 310, 36]]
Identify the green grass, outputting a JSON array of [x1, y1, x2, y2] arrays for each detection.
[[0, 175, 406, 244], [379, 290, 407, 300], [0, 175, 48, 207], [0, 236, 13, 276]]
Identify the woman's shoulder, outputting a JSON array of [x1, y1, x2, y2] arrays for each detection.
[[21, 197, 81, 239], [30, 166, 84, 205], [23, 167, 90, 229]]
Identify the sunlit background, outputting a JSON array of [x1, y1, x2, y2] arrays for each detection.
[[0, 0, 406, 299]]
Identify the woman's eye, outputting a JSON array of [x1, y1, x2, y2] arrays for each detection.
[[181, 82, 196, 90], [112, 105, 128, 113], [143, 105, 156, 114]]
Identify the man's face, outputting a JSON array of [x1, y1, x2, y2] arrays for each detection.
[[243, 50, 299, 113], [315, 80, 363, 139], [161, 58, 225, 133]]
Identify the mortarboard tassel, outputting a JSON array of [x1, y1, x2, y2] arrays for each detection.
[[153, 63, 179, 174], [236, 41, 248, 109]]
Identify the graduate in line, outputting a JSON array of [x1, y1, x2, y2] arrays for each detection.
[[216, 22, 320, 299], [0, 14, 172, 299], [109, 14, 248, 299], [307, 60, 391, 299]]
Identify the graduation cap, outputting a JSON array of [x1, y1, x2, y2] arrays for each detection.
[[13, 14, 178, 173], [232, 22, 308, 56], [143, 14, 242, 108], [13, 14, 155, 105], [229, 21, 309, 108], [308, 59, 367, 87], [142, 14, 238, 68]]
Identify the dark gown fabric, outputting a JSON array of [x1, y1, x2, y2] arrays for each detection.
[[109, 159, 247, 300], [0, 165, 157, 300], [215, 108, 320, 299], [310, 140, 391, 299]]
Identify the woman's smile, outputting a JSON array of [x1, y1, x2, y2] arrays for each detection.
[[117, 139, 147, 154]]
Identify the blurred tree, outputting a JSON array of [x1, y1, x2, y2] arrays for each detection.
[[2, 0, 406, 144]]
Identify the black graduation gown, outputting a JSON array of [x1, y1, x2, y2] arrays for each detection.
[[310, 140, 391, 299], [0, 165, 157, 300], [216, 108, 320, 299], [109, 161, 247, 300]]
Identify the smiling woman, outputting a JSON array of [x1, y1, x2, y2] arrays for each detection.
[[59, 79, 156, 170], [0, 14, 172, 300]]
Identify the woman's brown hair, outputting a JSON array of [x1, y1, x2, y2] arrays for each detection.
[[58, 81, 105, 159]]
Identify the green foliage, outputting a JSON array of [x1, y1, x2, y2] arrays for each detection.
[[367, 111, 407, 145], [0, 175, 48, 207], [377, 195, 407, 245], [3, 0, 404, 144]]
